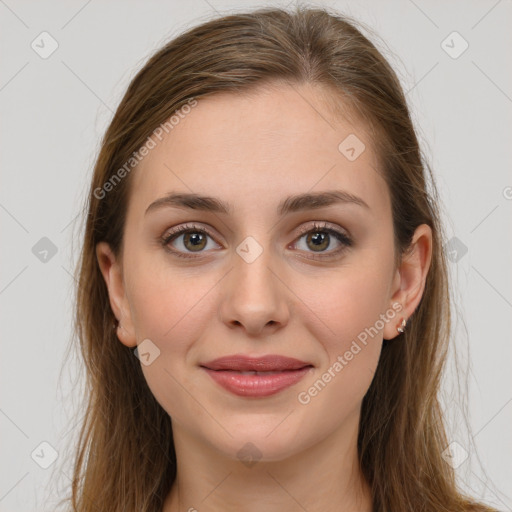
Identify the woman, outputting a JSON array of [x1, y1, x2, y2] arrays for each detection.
[[65, 6, 498, 511]]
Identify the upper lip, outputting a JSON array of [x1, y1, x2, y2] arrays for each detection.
[[201, 354, 313, 372]]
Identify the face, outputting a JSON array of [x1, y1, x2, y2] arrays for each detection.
[[97, 82, 428, 462]]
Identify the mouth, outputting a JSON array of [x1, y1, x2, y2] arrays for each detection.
[[200, 354, 314, 398]]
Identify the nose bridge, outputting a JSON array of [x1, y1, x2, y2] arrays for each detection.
[[219, 235, 289, 334]]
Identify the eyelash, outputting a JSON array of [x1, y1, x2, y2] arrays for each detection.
[[160, 222, 353, 261]]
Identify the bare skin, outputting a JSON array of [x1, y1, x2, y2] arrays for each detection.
[[97, 82, 432, 512]]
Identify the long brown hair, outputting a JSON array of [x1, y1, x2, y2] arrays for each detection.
[[62, 6, 497, 511]]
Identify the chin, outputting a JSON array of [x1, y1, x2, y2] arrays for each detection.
[[197, 416, 312, 464], [224, 436, 303, 465]]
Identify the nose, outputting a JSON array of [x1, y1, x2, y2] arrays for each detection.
[[219, 243, 290, 337]]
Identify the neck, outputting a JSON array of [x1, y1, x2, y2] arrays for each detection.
[[162, 412, 373, 512]]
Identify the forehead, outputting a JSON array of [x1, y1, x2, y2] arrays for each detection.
[[129, 82, 388, 220]]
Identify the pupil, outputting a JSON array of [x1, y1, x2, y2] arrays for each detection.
[[185, 232, 206, 251], [308, 232, 329, 251]]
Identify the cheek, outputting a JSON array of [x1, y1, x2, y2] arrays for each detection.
[[291, 262, 390, 405], [127, 260, 217, 344], [126, 266, 218, 421], [296, 263, 391, 352]]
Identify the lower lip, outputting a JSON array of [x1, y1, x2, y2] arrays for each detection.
[[202, 367, 312, 397]]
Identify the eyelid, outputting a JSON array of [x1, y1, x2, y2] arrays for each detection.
[[162, 222, 218, 241], [294, 221, 350, 240]]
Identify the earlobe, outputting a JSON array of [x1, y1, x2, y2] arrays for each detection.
[[95, 242, 138, 347], [114, 322, 137, 348], [383, 224, 433, 340]]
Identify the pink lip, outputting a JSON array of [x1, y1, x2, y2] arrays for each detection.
[[201, 354, 312, 372], [200, 354, 313, 398]]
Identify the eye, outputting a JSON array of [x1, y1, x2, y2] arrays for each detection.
[[160, 221, 353, 260], [292, 222, 353, 259], [160, 223, 221, 259]]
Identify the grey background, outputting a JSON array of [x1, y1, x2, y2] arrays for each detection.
[[1, 0, 511, 510]]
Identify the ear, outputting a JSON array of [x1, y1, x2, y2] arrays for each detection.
[[383, 224, 433, 340], [96, 241, 137, 347]]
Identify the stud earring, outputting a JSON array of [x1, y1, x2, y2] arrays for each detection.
[[397, 318, 407, 334]]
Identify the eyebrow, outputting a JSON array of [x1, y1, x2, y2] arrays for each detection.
[[145, 189, 370, 217]]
